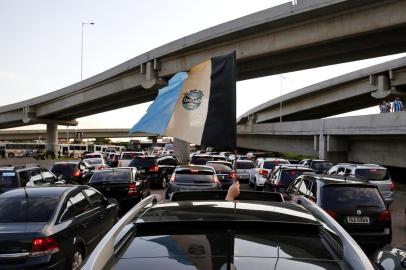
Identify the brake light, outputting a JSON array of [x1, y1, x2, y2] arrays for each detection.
[[259, 169, 268, 176], [379, 209, 391, 222], [128, 183, 137, 196], [98, 166, 104, 170], [170, 173, 176, 182], [325, 210, 337, 220], [72, 170, 81, 177], [149, 165, 159, 172], [390, 182, 396, 191], [31, 237, 60, 255]]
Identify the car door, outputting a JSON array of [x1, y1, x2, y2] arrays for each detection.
[[58, 190, 100, 250], [83, 188, 117, 237]]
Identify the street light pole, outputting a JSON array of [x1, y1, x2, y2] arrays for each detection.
[[80, 22, 95, 81], [279, 75, 284, 123]]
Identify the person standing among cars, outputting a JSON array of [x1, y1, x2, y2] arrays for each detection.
[[379, 100, 388, 113], [392, 97, 404, 112], [386, 100, 392, 112]]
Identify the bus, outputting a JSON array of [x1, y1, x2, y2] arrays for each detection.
[[0, 142, 46, 158], [58, 144, 126, 158]]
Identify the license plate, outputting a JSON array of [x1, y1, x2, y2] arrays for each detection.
[[347, 216, 370, 224], [138, 169, 145, 173]]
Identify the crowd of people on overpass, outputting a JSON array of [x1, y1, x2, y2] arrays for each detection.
[[379, 96, 404, 113]]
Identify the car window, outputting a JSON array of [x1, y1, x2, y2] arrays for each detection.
[[129, 157, 156, 168], [236, 161, 254, 169], [29, 169, 43, 184], [311, 161, 334, 170], [206, 163, 232, 172], [298, 178, 315, 197], [328, 166, 338, 175], [18, 170, 30, 187], [41, 170, 56, 183], [190, 156, 213, 165], [354, 168, 390, 181], [90, 170, 131, 183], [51, 163, 77, 176], [279, 170, 309, 187], [60, 191, 92, 222], [158, 157, 178, 166], [83, 188, 106, 208], [0, 170, 18, 188], [321, 186, 385, 210], [174, 170, 215, 183], [0, 196, 58, 223], [289, 177, 303, 194], [337, 167, 345, 175]]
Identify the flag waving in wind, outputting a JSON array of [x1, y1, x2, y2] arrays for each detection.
[[130, 52, 236, 150]]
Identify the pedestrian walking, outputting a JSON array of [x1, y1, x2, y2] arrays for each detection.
[[392, 97, 404, 112], [386, 100, 392, 112], [379, 100, 388, 113]]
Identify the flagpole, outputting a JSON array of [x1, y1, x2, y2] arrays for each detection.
[[233, 51, 238, 183]]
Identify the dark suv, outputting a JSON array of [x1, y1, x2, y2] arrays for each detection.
[[0, 165, 61, 193], [265, 165, 313, 193], [128, 156, 179, 188], [285, 173, 392, 251]]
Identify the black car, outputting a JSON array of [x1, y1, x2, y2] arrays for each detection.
[[206, 161, 235, 190], [88, 167, 150, 212], [0, 186, 118, 270], [0, 165, 61, 193], [128, 155, 179, 189], [50, 161, 93, 185], [189, 154, 214, 165], [300, 159, 334, 174], [165, 165, 221, 198], [83, 192, 378, 270], [285, 173, 392, 251], [265, 164, 313, 193]]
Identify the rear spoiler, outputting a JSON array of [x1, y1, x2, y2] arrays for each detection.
[[298, 196, 375, 270], [82, 195, 158, 270], [170, 191, 284, 202]]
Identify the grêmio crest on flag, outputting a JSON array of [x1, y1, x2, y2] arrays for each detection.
[[130, 52, 236, 150]]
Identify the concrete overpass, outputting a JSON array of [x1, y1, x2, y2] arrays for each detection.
[[238, 56, 406, 124], [237, 112, 406, 167], [2, 0, 406, 154], [0, 129, 154, 141]]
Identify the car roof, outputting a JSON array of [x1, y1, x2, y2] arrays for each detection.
[[0, 186, 77, 198], [236, 159, 254, 163], [137, 200, 320, 226], [52, 161, 80, 165], [309, 174, 375, 186], [336, 163, 385, 169], [264, 158, 288, 161], [207, 160, 232, 164], [277, 165, 313, 170], [176, 165, 214, 171]]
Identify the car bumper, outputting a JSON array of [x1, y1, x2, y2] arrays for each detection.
[[256, 176, 267, 186], [350, 228, 392, 248], [0, 256, 66, 270]]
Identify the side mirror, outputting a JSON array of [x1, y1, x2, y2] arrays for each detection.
[[107, 197, 118, 206], [57, 175, 63, 181]]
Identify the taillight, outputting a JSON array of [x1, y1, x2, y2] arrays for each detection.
[[259, 169, 268, 176], [149, 165, 159, 172], [72, 170, 81, 177], [325, 210, 337, 220], [98, 166, 104, 170], [379, 209, 391, 222], [128, 183, 137, 196], [31, 237, 60, 255], [170, 173, 176, 182], [390, 182, 396, 191]]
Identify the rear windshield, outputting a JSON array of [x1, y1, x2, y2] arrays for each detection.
[[122, 153, 142, 159], [206, 163, 232, 172], [0, 196, 58, 223], [321, 186, 385, 210], [311, 161, 333, 170], [237, 162, 254, 169], [279, 170, 310, 186], [51, 164, 76, 175], [0, 170, 17, 189], [190, 156, 213, 165], [90, 170, 131, 183], [263, 160, 288, 170], [207, 162, 233, 170], [83, 158, 102, 165], [129, 157, 156, 168], [355, 168, 390, 181], [175, 170, 215, 183], [84, 154, 101, 159]]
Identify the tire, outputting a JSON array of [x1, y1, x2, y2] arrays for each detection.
[[160, 176, 168, 189], [70, 246, 84, 270], [8, 152, 14, 158]]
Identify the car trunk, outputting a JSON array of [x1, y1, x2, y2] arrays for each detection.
[[90, 181, 131, 199]]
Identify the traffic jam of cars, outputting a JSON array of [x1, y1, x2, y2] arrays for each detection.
[[0, 149, 404, 270]]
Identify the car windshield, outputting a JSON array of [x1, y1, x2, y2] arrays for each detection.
[[263, 160, 288, 170], [122, 153, 142, 159], [129, 158, 156, 168], [207, 162, 233, 170], [90, 170, 131, 183], [0, 170, 18, 188], [190, 156, 213, 165], [312, 161, 334, 170], [83, 158, 103, 165], [84, 154, 101, 159], [355, 168, 390, 181], [207, 163, 232, 172], [237, 161, 254, 169], [174, 170, 215, 183], [0, 196, 58, 223], [51, 164, 77, 176], [279, 170, 310, 186], [321, 186, 385, 210]]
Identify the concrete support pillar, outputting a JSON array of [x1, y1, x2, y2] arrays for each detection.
[[173, 138, 190, 165], [151, 136, 158, 147], [318, 135, 327, 160], [46, 123, 58, 157]]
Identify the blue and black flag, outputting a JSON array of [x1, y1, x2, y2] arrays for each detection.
[[130, 52, 236, 150]]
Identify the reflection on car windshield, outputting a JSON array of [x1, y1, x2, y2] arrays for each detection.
[[0, 171, 17, 188], [91, 170, 131, 182], [312, 162, 333, 170], [236, 162, 254, 169], [355, 168, 389, 181], [0, 197, 58, 223], [83, 158, 103, 165]]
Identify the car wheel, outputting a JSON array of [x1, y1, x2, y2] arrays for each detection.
[[71, 246, 84, 270], [161, 176, 168, 189], [8, 152, 14, 158]]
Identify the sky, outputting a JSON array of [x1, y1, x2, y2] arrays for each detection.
[[1, 0, 405, 133]]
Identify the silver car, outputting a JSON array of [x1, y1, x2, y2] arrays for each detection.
[[236, 160, 256, 182]]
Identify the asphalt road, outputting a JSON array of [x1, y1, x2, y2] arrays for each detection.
[[3, 157, 406, 247]]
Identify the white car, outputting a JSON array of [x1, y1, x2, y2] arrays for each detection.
[[251, 158, 290, 190], [119, 151, 144, 167], [82, 157, 106, 170], [235, 160, 256, 182]]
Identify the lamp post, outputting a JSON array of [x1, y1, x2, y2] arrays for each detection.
[[81, 22, 95, 81]]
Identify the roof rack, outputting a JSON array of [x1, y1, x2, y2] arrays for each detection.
[[83, 194, 158, 270], [169, 191, 284, 202]]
